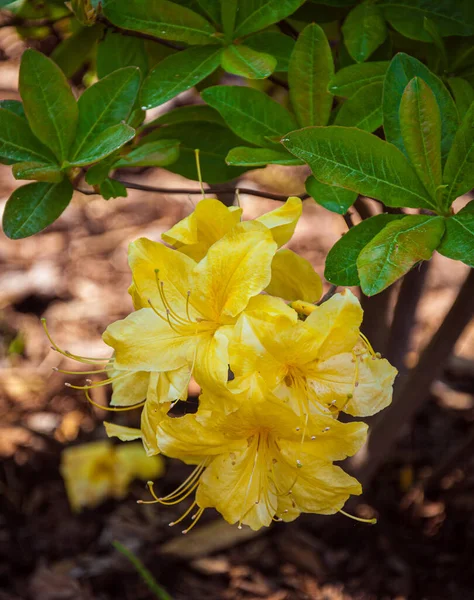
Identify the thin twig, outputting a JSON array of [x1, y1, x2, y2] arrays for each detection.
[[277, 19, 299, 40], [268, 75, 289, 90], [343, 211, 355, 229], [77, 178, 310, 202], [316, 284, 338, 305]]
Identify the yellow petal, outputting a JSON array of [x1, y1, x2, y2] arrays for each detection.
[[310, 352, 397, 417], [162, 198, 243, 261], [157, 412, 245, 459], [142, 374, 173, 456], [104, 422, 142, 441], [276, 454, 362, 517], [304, 290, 363, 360], [193, 328, 230, 390], [192, 221, 277, 321], [103, 308, 198, 372], [115, 442, 165, 482], [266, 249, 322, 303], [196, 444, 277, 530], [256, 196, 302, 247], [243, 293, 298, 323], [128, 237, 196, 315], [109, 369, 149, 406]]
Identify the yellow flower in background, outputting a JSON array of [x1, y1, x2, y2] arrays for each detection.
[[230, 290, 397, 418], [60, 440, 164, 512], [103, 221, 279, 395], [152, 393, 366, 532]]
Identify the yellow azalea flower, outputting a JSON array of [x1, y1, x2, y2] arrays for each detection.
[[162, 197, 302, 261], [60, 440, 164, 512], [266, 248, 323, 303], [150, 394, 366, 531], [229, 290, 397, 418], [103, 221, 279, 395]]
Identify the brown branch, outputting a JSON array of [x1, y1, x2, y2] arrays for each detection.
[[357, 268, 474, 488], [268, 75, 289, 90], [77, 178, 310, 202], [316, 284, 338, 305]]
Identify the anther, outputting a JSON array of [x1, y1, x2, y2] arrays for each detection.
[[311, 435, 316, 441], [296, 460, 303, 469], [295, 427, 300, 432], [322, 427, 330, 432]]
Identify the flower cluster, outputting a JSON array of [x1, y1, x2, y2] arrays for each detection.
[[48, 197, 397, 531]]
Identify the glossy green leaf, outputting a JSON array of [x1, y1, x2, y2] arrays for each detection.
[[101, 0, 218, 45], [19, 49, 78, 163], [379, 0, 474, 41], [448, 77, 474, 120], [202, 85, 297, 147], [305, 175, 357, 215], [141, 46, 222, 110], [442, 102, 474, 207], [69, 123, 135, 167], [0, 108, 56, 165], [329, 61, 389, 98], [0, 100, 26, 120], [196, 0, 220, 24], [399, 77, 442, 203], [226, 146, 302, 166], [283, 126, 436, 209], [357, 214, 446, 295], [99, 178, 128, 200], [334, 81, 383, 132], [2, 179, 73, 240], [438, 200, 474, 267], [97, 31, 149, 78], [144, 104, 225, 128], [423, 17, 448, 72], [288, 23, 333, 128], [12, 161, 63, 183], [383, 53, 458, 164], [325, 213, 404, 285], [115, 139, 180, 167], [221, 0, 238, 37], [221, 45, 276, 79], [244, 32, 295, 72], [342, 1, 387, 63], [233, 0, 306, 38], [51, 24, 103, 78], [143, 121, 248, 183], [70, 67, 140, 162], [85, 154, 120, 186]]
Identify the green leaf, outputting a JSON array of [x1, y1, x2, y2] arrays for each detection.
[[85, 154, 120, 186], [283, 126, 436, 209], [19, 49, 78, 163], [325, 213, 404, 285], [143, 121, 247, 183], [221, 44, 276, 79], [448, 77, 474, 120], [342, 1, 387, 63], [305, 175, 357, 214], [70, 67, 141, 162], [99, 178, 128, 200], [144, 104, 225, 128], [383, 53, 459, 164], [115, 139, 180, 167], [97, 31, 149, 78], [101, 0, 219, 45], [357, 215, 446, 295], [202, 85, 297, 147], [399, 77, 442, 203], [233, 0, 306, 38], [334, 81, 383, 132], [0, 108, 56, 164], [69, 123, 135, 167], [0, 100, 26, 120], [226, 146, 303, 166], [196, 0, 220, 24], [442, 101, 474, 207], [423, 17, 448, 72], [329, 61, 389, 98], [244, 31, 295, 72], [221, 0, 238, 37], [12, 161, 63, 182], [141, 46, 222, 110], [2, 179, 73, 239], [438, 200, 474, 267], [51, 24, 104, 78], [379, 0, 474, 41], [288, 23, 334, 127]]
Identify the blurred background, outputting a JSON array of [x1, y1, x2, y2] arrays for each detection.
[[1, 18, 474, 600]]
